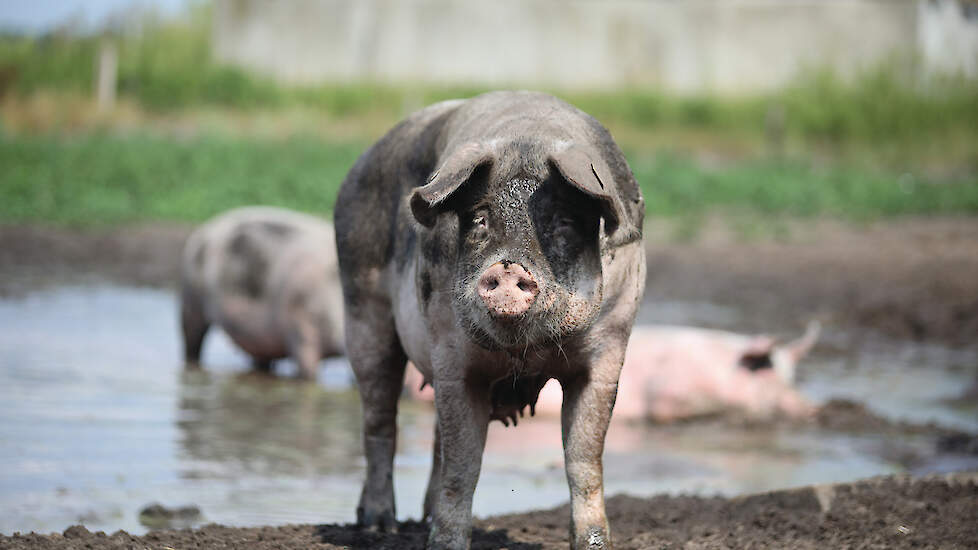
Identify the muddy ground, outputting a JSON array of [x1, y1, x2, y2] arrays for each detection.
[[2, 218, 977, 548], [641, 217, 978, 346], [3, 473, 976, 549], [3, 217, 977, 344]]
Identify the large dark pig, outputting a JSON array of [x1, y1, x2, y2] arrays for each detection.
[[180, 207, 344, 379], [335, 91, 645, 549]]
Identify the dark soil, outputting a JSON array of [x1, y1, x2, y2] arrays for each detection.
[[643, 217, 978, 345], [813, 398, 969, 438], [3, 474, 975, 549], [4, 217, 977, 343], [0, 223, 190, 295]]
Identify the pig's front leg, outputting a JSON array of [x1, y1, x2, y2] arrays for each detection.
[[560, 351, 624, 550], [348, 314, 407, 533], [427, 376, 491, 550]]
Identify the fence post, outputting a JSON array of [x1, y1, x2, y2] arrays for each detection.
[[95, 39, 118, 112]]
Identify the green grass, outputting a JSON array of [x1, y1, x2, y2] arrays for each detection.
[[2, 134, 975, 226], [632, 154, 978, 220], [0, 134, 364, 224]]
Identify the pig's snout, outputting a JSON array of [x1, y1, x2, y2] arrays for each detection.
[[478, 262, 539, 319]]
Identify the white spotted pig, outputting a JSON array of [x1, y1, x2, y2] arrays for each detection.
[[180, 207, 344, 380]]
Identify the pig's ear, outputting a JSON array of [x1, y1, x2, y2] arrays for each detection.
[[784, 320, 821, 363], [411, 144, 495, 227], [548, 147, 621, 235]]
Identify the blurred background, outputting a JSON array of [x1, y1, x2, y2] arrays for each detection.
[[1, 0, 977, 539]]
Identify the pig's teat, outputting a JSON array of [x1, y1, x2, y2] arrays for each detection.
[[478, 261, 539, 319]]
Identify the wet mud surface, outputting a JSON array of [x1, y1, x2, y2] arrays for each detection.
[[3, 474, 976, 549], [2, 218, 977, 547]]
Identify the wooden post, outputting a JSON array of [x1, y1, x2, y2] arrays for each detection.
[[95, 39, 117, 113]]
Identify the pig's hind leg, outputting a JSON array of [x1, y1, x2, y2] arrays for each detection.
[[347, 311, 408, 532], [287, 315, 322, 381], [180, 288, 209, 368]]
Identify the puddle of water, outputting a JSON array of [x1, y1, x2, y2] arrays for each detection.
[[801, 341, 978, 432], [0, 284, 974, 535]]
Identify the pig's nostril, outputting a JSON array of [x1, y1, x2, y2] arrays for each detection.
[[478, 262, 539, 318]]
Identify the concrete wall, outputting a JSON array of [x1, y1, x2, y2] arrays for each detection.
[[920, 0, 978, 77], [213, 0, 978, 93]]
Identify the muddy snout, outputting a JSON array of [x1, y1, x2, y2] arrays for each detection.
[[477, 261, 539, 319]]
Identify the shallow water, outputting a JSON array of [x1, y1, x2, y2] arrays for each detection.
[[0, 284, 975, 535]]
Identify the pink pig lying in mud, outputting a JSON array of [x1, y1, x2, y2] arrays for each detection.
[[406, 322, 820, 423]]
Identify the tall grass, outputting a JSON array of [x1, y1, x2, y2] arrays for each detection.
[[1, 6, 976, 151], [779, 65, 978, 143], [0, 5, 282, 111]]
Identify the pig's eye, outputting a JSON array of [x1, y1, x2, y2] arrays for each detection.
[[468, 211, 490, 241], [555, 215, 577, 231]]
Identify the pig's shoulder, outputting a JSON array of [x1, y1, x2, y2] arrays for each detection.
[[335, 100, 462, 279]]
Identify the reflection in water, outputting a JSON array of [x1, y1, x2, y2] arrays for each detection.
[[176, 372, 363, 478], [0, 284, 975, 536]]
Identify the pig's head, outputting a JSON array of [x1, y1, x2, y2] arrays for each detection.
[[410, 139, 624, 351], [739, 321, 821, 384]]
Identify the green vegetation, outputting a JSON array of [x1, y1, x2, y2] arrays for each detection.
[[634, 154, 978, 220], [0, 134, 364, 224], [0, 4, 282, 110], [1, 5, 976, 152], [2, 134, 975, 226], [1, 4, 976, 227]]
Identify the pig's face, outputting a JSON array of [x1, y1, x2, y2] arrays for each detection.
[[448, 172, 604, 350], [411, 142, 618, 351]]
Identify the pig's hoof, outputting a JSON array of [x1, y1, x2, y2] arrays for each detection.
[[573, 527, 611, 550], [426, 526, 467, 550], [295, 371, 318, 382], [356, 507, 397, 533]]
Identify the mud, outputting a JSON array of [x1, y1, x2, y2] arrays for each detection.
[[2, 219, 978, 546], [137, 503, 202, 530], [3, 474, 975, 549], [813, 398, 968, 437], [0, 224, 189, 295], [642, 217, 978, 345], [4, 217, 977, 343]]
